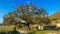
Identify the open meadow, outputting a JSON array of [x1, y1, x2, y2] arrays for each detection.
[[0, 25, 14, 32]]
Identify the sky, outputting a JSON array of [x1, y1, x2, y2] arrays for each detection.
[[0, 0, 60, 23]]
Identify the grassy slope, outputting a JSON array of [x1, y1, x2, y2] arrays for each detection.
[[49, 10, 60, 22], [49, 10, 60, 19]]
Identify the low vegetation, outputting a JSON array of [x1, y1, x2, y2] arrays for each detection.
[[0, 25, 14, 32]]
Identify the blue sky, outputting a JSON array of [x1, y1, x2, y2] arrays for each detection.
[[0, 0, 60, 23]]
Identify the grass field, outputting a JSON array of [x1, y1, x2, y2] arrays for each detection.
[[0, 25, 14, 32], [34, 30, 60, 34], [56, 19, 60, 22], [0, 25, 60, 34]]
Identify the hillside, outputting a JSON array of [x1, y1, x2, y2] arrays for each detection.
[[49, 10, 60, 19], [49, 10, 60, 22]]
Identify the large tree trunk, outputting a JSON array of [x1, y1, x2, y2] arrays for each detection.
[[26, 23, 30, 31], [13, 24, 16, 31], [14, 26, 16, 31]]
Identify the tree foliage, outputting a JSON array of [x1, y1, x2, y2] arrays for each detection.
[[3, 2, 51, 30]]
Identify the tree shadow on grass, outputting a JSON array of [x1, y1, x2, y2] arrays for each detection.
[[0, 31, 20, 34], [0, 32, 6, 34]]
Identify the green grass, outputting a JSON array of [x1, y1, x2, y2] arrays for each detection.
[[0, 25, 14, 32], [56, 19, 60, 22], [0, 25, 18, 34], [34, 30, 60, 34], [34, 30, 44, 34], [0, 25, 60, 34]]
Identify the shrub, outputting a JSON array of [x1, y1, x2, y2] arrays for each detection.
[[16, 24, 22, 28], [55, 28, 60, 31]]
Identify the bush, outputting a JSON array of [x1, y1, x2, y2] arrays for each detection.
[[55, 28, 60, 31], [16, 24, 22, 28]]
